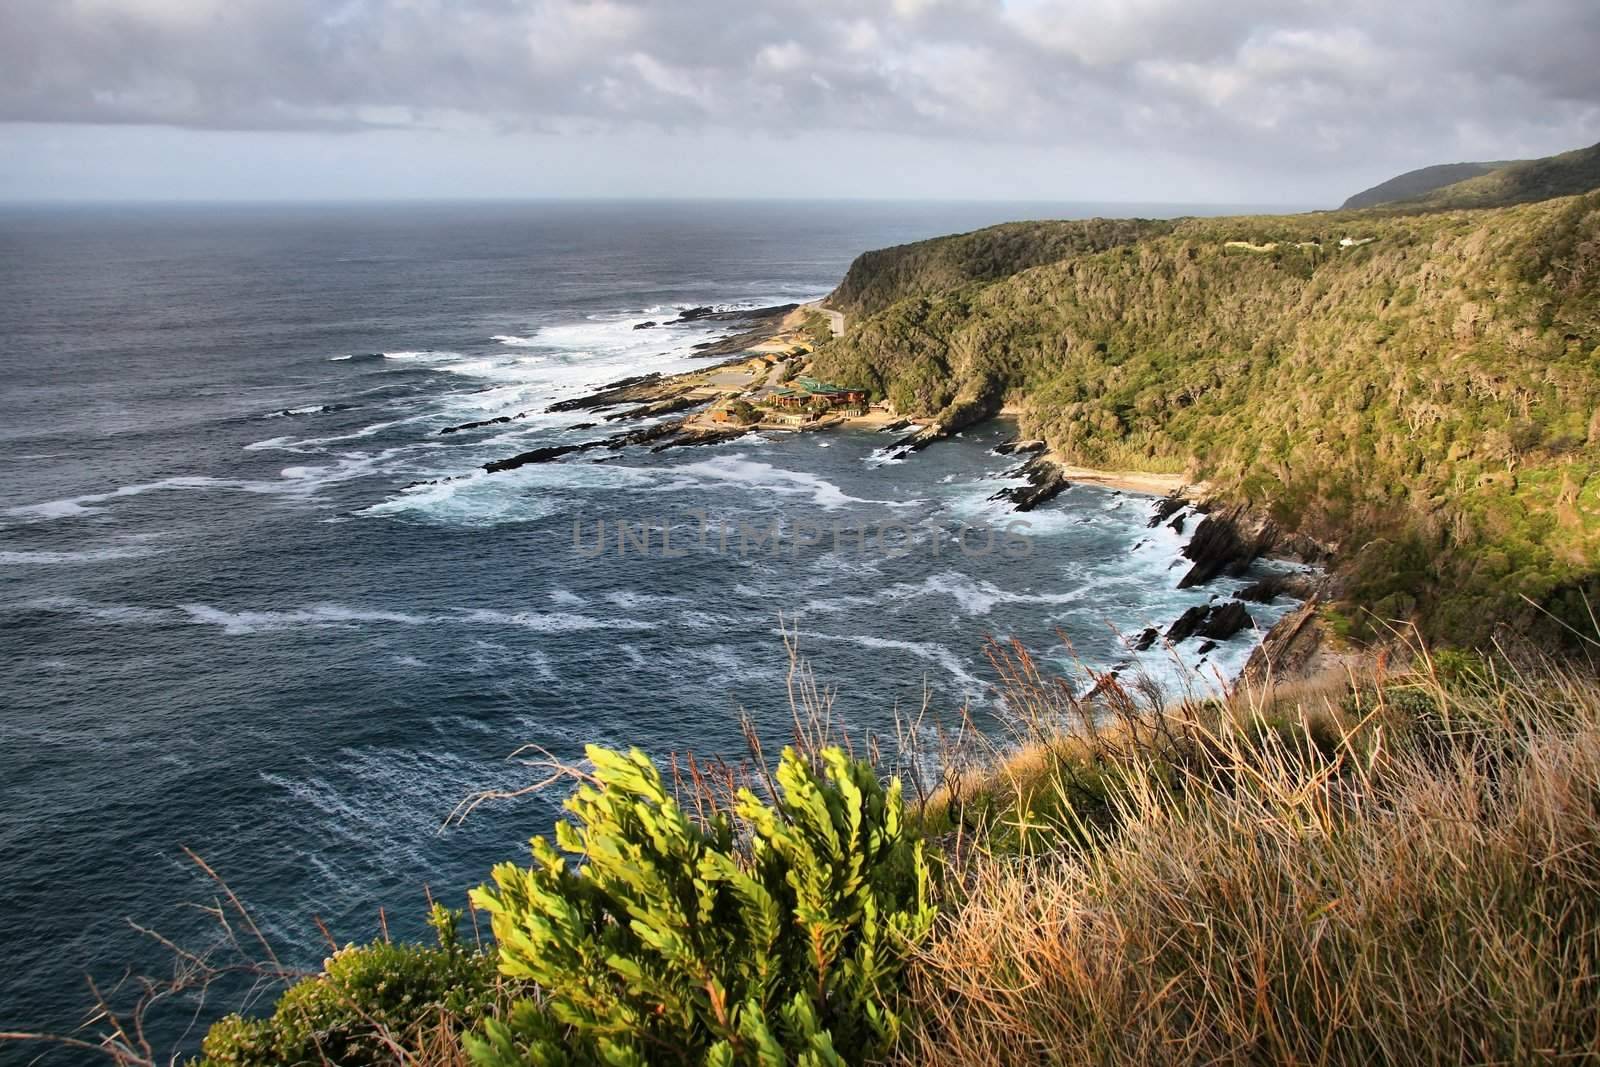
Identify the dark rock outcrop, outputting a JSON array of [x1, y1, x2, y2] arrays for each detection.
[[548, 374, 665, 413], [1239, 596, 1326, 688], [483, 443, 586, 473], [989, 455, 1071, 512], [1199, 600, 1254, 639], [1238, 571, 1322, 603], [1177, 505, 1279, 589], [1165, 605, 1211, 643], [1148, 492, 1187, 528], [603, 393, 703, 421], [1131, 627, 1159, 651], [441, 412, 525, 434], [993, 438, 1047, 456]]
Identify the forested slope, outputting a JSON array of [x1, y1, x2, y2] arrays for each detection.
[[814, 193, 1600, 640]]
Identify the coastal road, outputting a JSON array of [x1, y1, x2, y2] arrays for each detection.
[[805, 299, 846, 337]]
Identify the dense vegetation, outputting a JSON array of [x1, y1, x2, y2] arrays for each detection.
[[469, 745, 934, 1067], [826, 217, 1171, 321], [815, 189, 1600, 641]]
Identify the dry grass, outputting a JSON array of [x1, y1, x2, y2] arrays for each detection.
[[899, 642, 1600, 1066]]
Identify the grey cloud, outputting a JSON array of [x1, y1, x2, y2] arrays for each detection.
[[1, 0, 1595, 168]]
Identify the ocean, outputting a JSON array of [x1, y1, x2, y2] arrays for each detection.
[[0, 199, 1303, 1055]]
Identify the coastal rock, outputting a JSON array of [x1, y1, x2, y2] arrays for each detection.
[[633, 320, 657, 330], [1165, 605, 1211, 643], [547, 373, 665, 413], [1131, 627, 1159, 651], [441, 412, 524, 434], [1237, 571, 1321, 603], [1239, 596, 1325, 688], [483, 443, 586, 473], [989, 454, 1071, 512], [1168, 512, 1186, 535], [1177, 505, 1276, 589], [1199, 600, 1254, 639], [1197, 640, 1219, 655], [675, 306, 715, 322], [993, 438, 1047, 456], [605, 418, 690, 450], [1148, 492, 1187, 528], [649, 426, 750, 452], [603, 393, 702, 421]]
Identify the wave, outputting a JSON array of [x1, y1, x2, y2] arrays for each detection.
[[0, 546, 157, 565], [453, 609, 658, 632], [669, 454, 880, 511], [263, 404, 350, 419], [490, 334, 541, 347], [797, 630, 986, 696], [5, 460, 388, 523], [180, 603, 432, 636], [24, 596, 173, 624]]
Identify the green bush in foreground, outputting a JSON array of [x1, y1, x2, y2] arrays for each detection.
[[195, 904, 500, 1066], [468, 745, 936, 1067]]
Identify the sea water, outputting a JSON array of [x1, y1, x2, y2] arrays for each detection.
[[0, 199, 1302, 1053]]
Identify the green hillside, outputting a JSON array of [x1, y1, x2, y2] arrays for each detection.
[[1384, 141, 1600, 211], [825, 217, 1170, 320], [1341, 160, 1517, 210], [815, 192, 1600, 641]]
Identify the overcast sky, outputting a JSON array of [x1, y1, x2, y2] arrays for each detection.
[[1, 0, 1596, 204]]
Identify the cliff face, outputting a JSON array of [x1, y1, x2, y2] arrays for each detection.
[[812, 193, 1600, 641]]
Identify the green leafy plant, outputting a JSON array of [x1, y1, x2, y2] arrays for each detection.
[[467, 744, 936, 1067], [195, 905, 501, 1066]]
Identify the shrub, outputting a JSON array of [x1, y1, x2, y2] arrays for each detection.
[[467, 745, 935, 1067], [195, 905, 502, 1066]]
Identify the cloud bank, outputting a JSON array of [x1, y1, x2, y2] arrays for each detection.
[[2, 0, 1596, 199]]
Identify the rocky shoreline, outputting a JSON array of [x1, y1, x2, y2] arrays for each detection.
[[444, 296, 1336, 691]]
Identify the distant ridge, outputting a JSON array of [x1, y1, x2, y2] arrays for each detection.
[[1341, 160, 1516, 210], [1343, 141, 1600, 212], [1390, 141, 1600, 210]]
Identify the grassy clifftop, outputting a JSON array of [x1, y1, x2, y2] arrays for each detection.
[[814, 192, 1600, 641]]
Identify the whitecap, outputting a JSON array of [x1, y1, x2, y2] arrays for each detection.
[[0, 546, 157, 565], [454, 609, 657, 632], [180, 603, 431, 636]]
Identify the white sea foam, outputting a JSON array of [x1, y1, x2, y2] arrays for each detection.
[[454, 608, 657, 632], [798, 630, 986, 696], [26, 596, 173, 624], [359, 472, 558, 526], [491, 334, 540, 347], [180, 603, 431, 635], [668, 455, 871, 510], [0, 546, 157, 565], [6, 460, 389, 523]]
